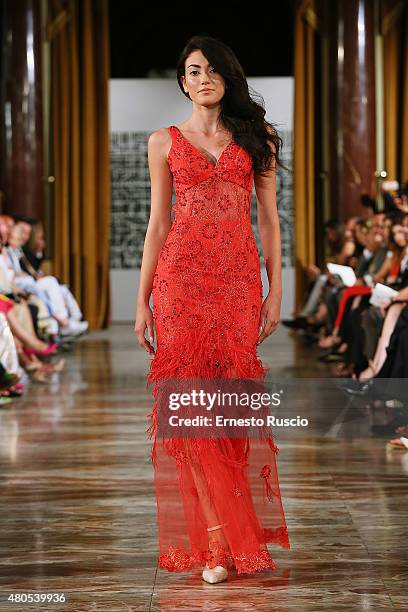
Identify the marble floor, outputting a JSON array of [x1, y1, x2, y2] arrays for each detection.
[[0, 324, 407, 611]]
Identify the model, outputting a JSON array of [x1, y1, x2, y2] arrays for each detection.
[[135, 34, 290, 584]]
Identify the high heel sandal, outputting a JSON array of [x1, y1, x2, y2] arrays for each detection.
[[202, 524, 228, 584], [24, 361, 43, 372], [23, 342, 58, 358], [16, 346, 40, 372], [318, 334, 341, 349], [39, 359, 65, 373]]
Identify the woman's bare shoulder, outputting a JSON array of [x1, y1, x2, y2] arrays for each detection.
[[148, 127, 172, 147], [147, 128, 173, 163]]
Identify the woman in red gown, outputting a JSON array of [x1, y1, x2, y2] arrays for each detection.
[[135, 35, 290, 583]]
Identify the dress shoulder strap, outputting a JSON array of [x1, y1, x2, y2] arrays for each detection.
[[167, 125, 178, 145], [166, 126, 178, 162]]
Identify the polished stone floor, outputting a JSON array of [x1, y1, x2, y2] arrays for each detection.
[[0, 324, 407, 611]]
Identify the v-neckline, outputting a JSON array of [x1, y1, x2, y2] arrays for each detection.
[[172, 125, 234, 168]]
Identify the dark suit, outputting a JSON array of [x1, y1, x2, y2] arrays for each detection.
[[355, 246, 388, 278], [21, 245, 44, 278]]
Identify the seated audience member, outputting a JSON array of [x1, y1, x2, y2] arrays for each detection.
[[283, 219, 356, 329], [4, 223, 88, 338], [15, 218, 86, 326], [355, 258, 408, 380]]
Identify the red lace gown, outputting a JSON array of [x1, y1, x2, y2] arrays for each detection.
[[146, 125, 290, 575]]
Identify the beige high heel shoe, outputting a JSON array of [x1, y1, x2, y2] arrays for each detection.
[[40, 358, 66, 373], [202, 523, 228, 584]]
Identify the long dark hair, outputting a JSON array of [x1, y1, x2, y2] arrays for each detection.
[[388, 220, 407, 258], [176, 34, 289, 176]]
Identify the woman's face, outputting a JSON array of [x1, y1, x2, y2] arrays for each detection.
[[34, 226, 45, 250], [9, 226, 23, 247], [181, 50, 226, 108], [345, 217, 357, 239], [0, 216, 13, 243], [324, 227, 340, 244], [383, 218, 392, 240], [391, 224, 407, 248], [355, 225, 367, 246]]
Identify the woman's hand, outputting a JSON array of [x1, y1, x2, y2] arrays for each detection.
[[327, 273, 343, 288], [257, 295, 281, 345], [306, 264, 320, 279], [134, 301, 155, 355]]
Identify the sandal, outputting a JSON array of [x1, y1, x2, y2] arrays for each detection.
[[202, 564, 228, 584], [39, 359, 65, 373], [23, 342, 58, 358], [318, 335, 341, 349], [202, 523, 229, 584], [16, 347, 43, 371]]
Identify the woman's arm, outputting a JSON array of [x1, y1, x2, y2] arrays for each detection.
[[254, 140, 282, 344], [134, 128, 173, 353], [372, 252, 393, 284], [334, 240, 355, 265]]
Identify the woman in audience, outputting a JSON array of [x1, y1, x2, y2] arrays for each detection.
[[357, 284, 408, 380], [283, 219, 356, 329], [5, 224, 87, 338], [349, 290, 408, 443], [18, 220, 86, 327]]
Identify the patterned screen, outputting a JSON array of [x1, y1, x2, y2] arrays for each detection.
[[110, 131, 293, 269]]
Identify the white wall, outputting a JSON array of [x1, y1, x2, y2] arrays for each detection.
[[109, 77, 293, 132], [109, 78, 294, 321]]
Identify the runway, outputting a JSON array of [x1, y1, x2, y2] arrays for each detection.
[[0, 324, 407, 611]]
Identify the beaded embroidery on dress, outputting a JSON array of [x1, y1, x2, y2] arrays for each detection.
[[146, 125, 290, 575]]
